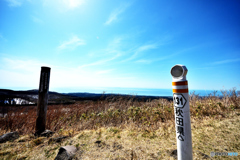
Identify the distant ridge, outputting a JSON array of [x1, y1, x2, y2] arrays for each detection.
[[0, 89, 172, 105]]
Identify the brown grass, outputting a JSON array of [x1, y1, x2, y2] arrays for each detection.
[[1, 88, 239, 135], [0, 88, 239, 159]]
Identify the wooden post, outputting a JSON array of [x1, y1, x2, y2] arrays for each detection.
[[35, 66, 51, 135]]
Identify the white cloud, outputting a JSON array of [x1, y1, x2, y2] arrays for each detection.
[[0, 57, 53, 88], [96, 69, 114, 75], [66, 0, 84, 9], [0, 56, 131, 89], [57, 35, 86, 50], [2, 58, 51, 72], [104, 3, 131, 25], [5, 0, 22, 7], [3, 58, 37, 70], [212, 58, 240, 65], [0, 57, 86, 89], [0, 69, 39, 88], [42, 0, 84, 11], [0, 56, 157, 90]]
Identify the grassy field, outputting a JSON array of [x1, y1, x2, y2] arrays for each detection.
[[0, 89, 239, 159]]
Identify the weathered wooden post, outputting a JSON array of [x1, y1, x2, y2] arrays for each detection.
[[35, 66, 51, 135], [170, 64, 193, 160]]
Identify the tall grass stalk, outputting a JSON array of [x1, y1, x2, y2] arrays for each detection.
[[0, 89, 239, 135]]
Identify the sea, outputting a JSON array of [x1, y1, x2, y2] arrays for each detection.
[[51, 87, 229, 97]]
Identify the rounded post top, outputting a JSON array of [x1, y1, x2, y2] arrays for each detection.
[[170, 64, 188, 81], [41, 66, 51, 72]]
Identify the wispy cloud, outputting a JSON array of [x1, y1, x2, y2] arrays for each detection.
[[123, 43, 158, 62], [212, 58, 240, 65], [191, 67, 215, 70], [5, 0, 22, 7], [105, 37, 125, 55], [2, 57, 48, 72], [104, 3, 131, 25], [96, 69, 115, 75], [134, 45, 199, 64], [57, 35, 86, 50], [134, 56, 170, 64], [0, 34, 7, 41], [0, 56, 136, 89], [135, 59, 152, 64], [2, 57, 70, 72], [31, 16, 44, 24], [42, 0, 84, 11], [0, 57, 84, 88], [137, 44, 158, 52], [66, 0, 84, 9], [87, 36, 125, 59], [111, 76, 135, 80], [78, 54, 121, 69], [82, 37, 125, 70]]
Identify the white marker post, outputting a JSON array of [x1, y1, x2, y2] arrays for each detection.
[[170, 64, 193, 160]]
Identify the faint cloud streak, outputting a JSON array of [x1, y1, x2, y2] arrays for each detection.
[[96, 69, 115, 75], [78, 54, 121, 69], [58, 35, 86, 50], [42, 0, 84, 11], [63, 0, 84, 9], [0, 34, 7, 41], [212, 58, 240, 65], [31, 16, 44, 24], [104, 3, 131, 25], [137, 44, 157, 52], [87, 36, 124, 58], [3, 58, 47, 72], [123, 43, 158, 62], [135, 59, 152, 64], [5, 0, 22, 7]]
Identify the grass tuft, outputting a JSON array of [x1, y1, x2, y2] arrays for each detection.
[[0, 88, 239, 159]]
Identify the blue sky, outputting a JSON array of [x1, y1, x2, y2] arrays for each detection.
[[0, 0, 239, 92]]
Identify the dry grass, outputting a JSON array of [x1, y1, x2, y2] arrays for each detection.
[[0, 88, 239, 159]]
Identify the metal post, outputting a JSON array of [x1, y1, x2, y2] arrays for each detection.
[[35, 66, 51, 135], [170, 64, 193, 160]]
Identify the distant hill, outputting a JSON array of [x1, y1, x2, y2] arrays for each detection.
[[0, 89, 75, 105], [0, 89, 172, 105]]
